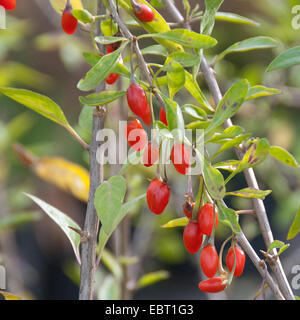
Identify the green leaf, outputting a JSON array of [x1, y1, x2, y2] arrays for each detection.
[[162, 94, 185, 142], [72, 9, 93, 23], [213, 160, 240, 172], [208, 125, 245, 143], [141, 44, 168, 57], [267, 240, 289, 254], [119, 149, 143, 175], [165, 58, 185, 99], [203, 159, 226, 200], [267, 46, 300, 72], [215, 12, 259, 26], [246, 85, 281, 101], [142, 29, 217, 49], [136, 270, 170, 289], [0, 211, 40, 231], [201, 0, 224, 35], [102, 249, 123, 280], [0, 87, 70, 128], [79, 91, 126, 106], [79, 106, 93, 133], [161, 217, 189, 228], [226, 187, 272, 199], [98, 275, 120, 300], [205, 79, 249, 134], [182, 104, 207, 121], [217, 201, 241, 234], [100, 18, 118, 37], [212, 134, 251, 158], [216, 36, 277, 62], [25, 193, 82, 264], [77, 46, 122, 91], [169, 52, 201, 67], [94, 36, 127, 45], [269, 146, 299, 168], [287, 206, 300, 240]]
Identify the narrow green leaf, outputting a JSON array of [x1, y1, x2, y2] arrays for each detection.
[[141, 44, 168, 57], [217, 201, 241, 234], [168, 52, 201, 67], [246, 85, 281, 101], [267, 240, 288, 254], [205, 79, 249, 134], [161, 217, 189, 228], [100, 18, 118, 37], [78, 46, 122, 91], [165, 58, 185, 99], [226, 187, 272, 199], [213, 134, 251, 158], [79, 106, 93, 133], [137, 270, 170, 289], [216, 36, 277, 62], [0, 211, 40, 231], [182, 104, 207, 121], [95, 36, 127, 45], [213, 160, 240, 172], [102, 249, 123, 280], [79, 91, 126, 106], [72, 9, 93, 23], [269, 146, 299, 168], [25, 193, 82, 264], [208, 125, 245, 143], [201, 0, 224, 35], [287, 206, 300, 240], [215, 12, 259, 26], [203, 159, 226, 200], [267, 46, 300, 72]]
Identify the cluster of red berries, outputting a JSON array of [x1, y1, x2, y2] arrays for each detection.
[[0, 0, 16, 10], [182, 202, 246, 293]]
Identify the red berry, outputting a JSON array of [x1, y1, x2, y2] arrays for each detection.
[[147, 179, 170, 215], [198, 203, 219, 235], [159, 107, 168, 126], [143, 142, 159, 167], [0, 0, 15, 10], [106, 73, 120, 85], [198, 277, 227, 293], [127, 83, 151, 125], [61, 9, 78, 35], [133, 3, 155, 22], [182, 201, 195, 219], [106, 44, 115, 54], [226, 245, 246, 277], [200, 245, 219, 278], [183, 221, 203, 254], [126, 117, 147, 152], [170, 143, 190, 175]]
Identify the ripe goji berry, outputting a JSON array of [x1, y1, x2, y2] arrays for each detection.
[[132, 2, 155, 22], [159, 107, 168, 126], [198, 277, 227, 293], [125, 117, 147, 152], [106, 73, 120, 85], [182, 201, 195, 219], [198, 203, 219, 235], [147, 179, 170, 215], [61, 7, 78, 35], [183, 221, 203, 254], [0, 0, 16, 10], [200, 245, 219, 278], [143, 142, 159, 167], [226, 245, 246, 277], [170, 142, 190, 175]]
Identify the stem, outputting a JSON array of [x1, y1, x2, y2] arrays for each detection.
[[192, 175, 203, 221]]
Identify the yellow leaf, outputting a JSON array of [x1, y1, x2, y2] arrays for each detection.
[[0, 291, 22, 300], [50, 0, 83, 13], [161, 217, 189, 228]]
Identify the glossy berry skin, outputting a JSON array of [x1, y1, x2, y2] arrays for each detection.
[[182, 201, 195, 219], [133, 3, 155, 22], [198, 277, 227, 293], [200, 245, 219, 278], [143, 142, 159, 167], [125, 117, 147, 152], [183, 221, 203, 254], [0, 0, 16, 10], [61, 9, 78, 35], [106, 44, 115, 54], [226, 246, 246, 277], [170, 143, 190, 175], [106, 73, 119, 85], [159, 107, 168, 126], [198, 203, 219, 235], [147, 179, 170, 215], [127, 83, 151, 125]]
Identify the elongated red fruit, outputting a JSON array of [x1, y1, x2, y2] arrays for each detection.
[[183, 221, 203, 254], [159, 107, 168, 126], [0, 0, 16, 10], [198, 277, 227, 293], [200, 245, 219, 278], [143, 142, 159, 167], [106, 73, 120, 85], [198, 203, 219, 235], [182, 201, 195, 219], [127, 83, 151, 125], [226, 245, 246, 277], [61, 9, 78, 35], [126, 117, 147, 152], [147, 179, 170, 215], [132, 3, 155, 22], [170, 143, 190, 175]]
